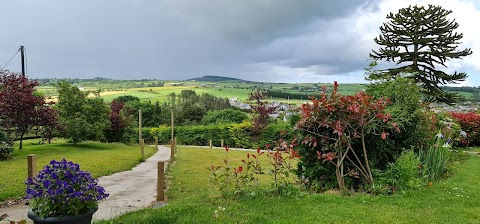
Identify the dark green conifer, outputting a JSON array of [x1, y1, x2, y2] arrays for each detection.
[[370, 4, 472, 103]]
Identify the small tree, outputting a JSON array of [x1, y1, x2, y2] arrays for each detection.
[[0, 72, 45, 149], [106, 100, 133, 143], [249, 90, 277, 134], [202, 108, 248, 125], [55, 81, 109, 144], [370, 4, 473, 103], [36, 103, 60, 144]]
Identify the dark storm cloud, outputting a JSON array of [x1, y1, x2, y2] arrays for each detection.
[[1, 0, 376, 81]]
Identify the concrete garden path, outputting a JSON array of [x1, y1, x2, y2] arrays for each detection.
[[0, 145, 171, 223]]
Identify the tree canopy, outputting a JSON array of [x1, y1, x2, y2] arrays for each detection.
[[370, 4, 472, 103], [0, 72, 45, 149], [55, 81, 109, 143]]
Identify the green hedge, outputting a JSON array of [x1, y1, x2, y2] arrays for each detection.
[[150, 122, 293, 149], [141, 127, 154, 143]]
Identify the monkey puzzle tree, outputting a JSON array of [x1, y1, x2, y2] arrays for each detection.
[[370, 4, 472, 103]]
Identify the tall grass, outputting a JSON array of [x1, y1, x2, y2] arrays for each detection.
[[391, 149, 421, 189], [419, 133, 451, 181]]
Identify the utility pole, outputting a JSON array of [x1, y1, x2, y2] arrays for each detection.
[[20, 46, 25, 78]]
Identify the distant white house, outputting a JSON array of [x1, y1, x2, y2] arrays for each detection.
[[238, 103, 251, 110]]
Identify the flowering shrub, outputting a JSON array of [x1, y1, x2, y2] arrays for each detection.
[[433, 112, 461, 144], [450, 112, 480, 146], [0, 141, 13, 160], [25, 159, 109, 218]]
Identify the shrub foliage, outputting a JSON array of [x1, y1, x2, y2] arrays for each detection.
[[450, 112, 480, 147], [295, 82, 398, 190], [150, 122, 293, 149]]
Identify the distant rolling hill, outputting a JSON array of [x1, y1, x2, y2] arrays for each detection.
[[186, 76, 252, 82]]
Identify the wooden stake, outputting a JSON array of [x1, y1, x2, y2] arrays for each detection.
[[221, 139, 224, 148], [171, 110, 174, 140], [157, 161, 165, 201], [209, 139, 212, 148], [155, 137, 158, 149], [170, 139, 175, 160], [27, 154, 36, 179], [139, 109, 142, 144], [140, 139, 145, 158], [170, 109, 175, 160]]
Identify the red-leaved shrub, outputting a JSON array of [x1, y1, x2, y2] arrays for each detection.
[[450, 112, 480, 146]]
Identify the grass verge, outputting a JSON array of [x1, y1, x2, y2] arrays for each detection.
[[99, 146, 479, 224], [0, 139, 157, 202]]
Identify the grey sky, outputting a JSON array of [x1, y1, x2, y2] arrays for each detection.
[[1, 0, 479, 85]]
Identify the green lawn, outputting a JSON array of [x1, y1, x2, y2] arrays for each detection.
[[470, 148, 480, 152], [0, 139, 157, 202], [99, 146, 480, 224]]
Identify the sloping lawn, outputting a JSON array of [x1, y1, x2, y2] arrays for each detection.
[[470, 147, 480, 152], [0, 139, 157, 202], [99, 146, 480, 224]]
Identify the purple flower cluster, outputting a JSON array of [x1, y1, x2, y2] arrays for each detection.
[[25, 159, 109, 217]]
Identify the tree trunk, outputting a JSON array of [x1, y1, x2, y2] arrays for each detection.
[[361, 129, 373, 183], [336, 165, 345, 191], [336, 150, 346, 191], [19, 132, 24, 150], [413, 24, 419, 68]]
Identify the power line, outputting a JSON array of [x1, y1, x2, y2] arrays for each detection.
[[0, 48, 20, 72]]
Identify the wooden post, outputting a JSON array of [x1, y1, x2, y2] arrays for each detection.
[[170, 109, 175, 160], [221, 139, 224, 148], [170, 139, 175, 160], [139, 109, 142, 144], [140, 139, 145, 158], [155, 137, 158, 149], [171, 110, 174, 140], [209, 139, 212, 148], [27, 154, 36, 179], [157, 161, 165, 201]]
